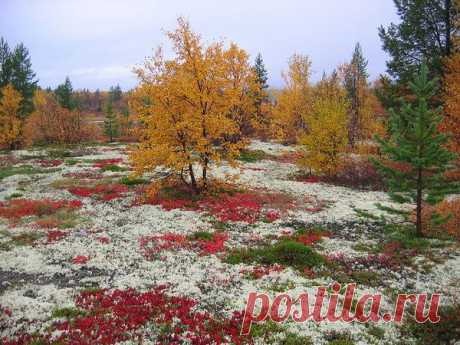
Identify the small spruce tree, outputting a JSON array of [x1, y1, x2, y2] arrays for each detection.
[[253, 53, 269, 124], [374, 64, 458, 236], [104, 101, 119, 142], [55, 77, 75, 110]]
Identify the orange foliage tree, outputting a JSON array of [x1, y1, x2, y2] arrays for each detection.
[[441, 53, 460, 159], [0, 84, 22, 149], [23, 90, 98, 145], [271, 54, 312, 142], [130, 18, 256, 193]]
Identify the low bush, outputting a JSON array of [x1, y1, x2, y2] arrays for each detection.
[[1, 287, 252, 345], [383, 224, 431, 251], [0, 199, 82, 220], [68, 183, 129, 201], [292, 156, 384, 191], [420, 199, 460, 241], [328, 157, 384, 190], [119, 176, 147, 186], [238, 149, 268, 163], [51, 307, 86, 319], [10, 232, 44, 246], [0, 165, 50, 181], [35, 209, 80, 229], [226, 240, 325, 271], [36, 159, 64, 167], [140, 232, 228, 259], [188, 231, 214, 241], [92, 158, 123, 169], [402, 304, 460, 345], [5, 193, 23, 200], [100, 164, 127, 172], [47, 149, 73, 158], [23, 91, 100, 146], [140, 180, 291, 223], [288, 227, 331, 246], [324, 331, 355, 345]]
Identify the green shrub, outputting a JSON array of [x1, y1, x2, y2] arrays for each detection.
[[6, 193, 23, 200], [326, 333, 355, 345], [188, 231, 214, 241], [250, 321, 285, 339], [101, 164, 127, 172], [387, 226, 431, 250], [11, 232, 43, 246], [238, 150, 267, 163], [120, 176, 147, 186], [282, 333, 313, 345], [403, 305, 460, 345], [48, 149, 72, 158], [51, 307, 86, 319], [0, 165, 50, 180], [226, 240, 325, 270], [328, 339, 355, 345], [366, 325, 385, 340], [65, 159, 79, 166], [350, 271, 382, 287], [250, 321, 313, 345]]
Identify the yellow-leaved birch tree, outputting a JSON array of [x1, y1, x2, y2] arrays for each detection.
[[298, 74, 349, 176], [130, 18, 256, 193], [271, 54, 312, 142], [0, 84, 22, 149]]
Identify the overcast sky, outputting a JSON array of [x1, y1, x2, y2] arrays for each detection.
[[0, 0, 399, 91]]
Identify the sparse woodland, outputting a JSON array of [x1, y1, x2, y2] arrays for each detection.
[[1, 1, 460, 344]]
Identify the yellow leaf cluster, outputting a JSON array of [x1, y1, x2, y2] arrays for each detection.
[[298, 81, 349, 176], [223, 43, 259, 136], [271, 54, 312, 142], [0, 84, 22, 149], [130, 18, 256, 192]]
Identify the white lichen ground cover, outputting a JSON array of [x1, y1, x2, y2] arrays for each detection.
[[0, 141, 459, 345]]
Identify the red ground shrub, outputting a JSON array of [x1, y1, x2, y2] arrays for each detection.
[[294, 157, 385, 190], [47, 230, 68, 243], [72, 255, 90, 264], [327, 252, 395, 272], [241, 264, 284, 279], [68, 183, 128, 201], [265, 210, 280, 222], [296, 233, 324, 246], [63, 171, 104, 179], [154, 199, 194, 211], [140, 232, 228, 259], [92, 158, 123, 169], [199, 194, 262, 223], [35, 218, 61, 229], [1, 287, 251, 345], [36, 159, 63, 167], [97, 236, 111, 244], [137, 184, 300, 223], [140, 233, 188, 259], [195, 232, 228, 255], [325, 157, 384, 190], [296, 175, 321, 184], [0, 199, 82, 220]]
